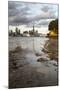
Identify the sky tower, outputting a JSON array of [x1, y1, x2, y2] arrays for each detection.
[[33, 25, 35, 33]]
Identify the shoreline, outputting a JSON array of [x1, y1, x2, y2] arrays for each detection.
[[9, 46, 58, 88]]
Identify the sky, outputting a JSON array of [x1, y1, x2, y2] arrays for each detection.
[[8, 1, 58, 34]]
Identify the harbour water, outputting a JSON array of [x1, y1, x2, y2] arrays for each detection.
[[9, 36, 58, 88]]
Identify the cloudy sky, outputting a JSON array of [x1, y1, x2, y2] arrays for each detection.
[[8, 1, 58, 34]]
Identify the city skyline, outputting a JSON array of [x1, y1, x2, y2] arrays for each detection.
[[8, 1, 58, 34]]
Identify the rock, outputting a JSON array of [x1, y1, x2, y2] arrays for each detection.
[[53, 63, 58, 67], [37, 58, 48, 62], [55, 69, 56, 71], [12, 60, 18, 69], [42, 48, 49, 53], [10, 46, 22, 53], [35, 53, 41, 56]]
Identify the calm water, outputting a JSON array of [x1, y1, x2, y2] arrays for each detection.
[[9, 37, 58, 58], [9, 37, 48, 51]]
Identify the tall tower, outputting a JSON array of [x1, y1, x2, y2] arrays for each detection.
[[33, 25, 35, 33]]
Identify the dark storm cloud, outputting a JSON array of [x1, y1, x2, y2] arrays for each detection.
[[8, 2, 19, 17], [12, 15, 32, 25], [8, 1, 32, 25], [34, 12, 56, 21], [41, 5, 51, 12], [38, 20, 50, 26], [8, 2, 16, 10], [8, 1, 24, 10], [8, 1, 58, 26], [26, 19, 51, 27]]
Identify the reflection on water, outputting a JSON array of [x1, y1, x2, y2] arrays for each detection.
[[9, 37, 58, 61], [43, 37, 58, 61], [9, 36, 58, 87], [9, 37, 48, 52]]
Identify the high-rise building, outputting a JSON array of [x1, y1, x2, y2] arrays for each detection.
[[33, 25, 35, 33]]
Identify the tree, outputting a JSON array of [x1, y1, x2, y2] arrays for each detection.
[[48, 19, 58, 34]]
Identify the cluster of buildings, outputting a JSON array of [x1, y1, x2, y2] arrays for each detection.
[[9, 25, 46, 37]]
